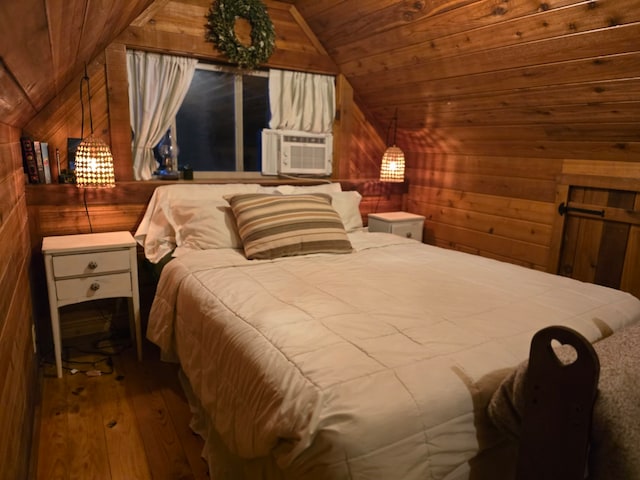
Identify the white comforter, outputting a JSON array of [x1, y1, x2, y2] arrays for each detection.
[[148, 231, 640, 480]]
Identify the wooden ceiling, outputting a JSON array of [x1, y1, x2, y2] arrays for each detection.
[[0, 0, 155, 128], [292, 0, 640, 134], [1, 0, 638, 143]]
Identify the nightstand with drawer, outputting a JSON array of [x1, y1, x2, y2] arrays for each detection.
[[42, 231, 142, 377], [368, 211, 426, 242]]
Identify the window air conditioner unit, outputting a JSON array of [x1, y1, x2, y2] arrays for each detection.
[[261, 129, 332, 176]]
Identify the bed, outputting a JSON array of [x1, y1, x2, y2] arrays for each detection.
[[135, 183, 640, 480]]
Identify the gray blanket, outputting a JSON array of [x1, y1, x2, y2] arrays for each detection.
[[488, 321, 640, 479]]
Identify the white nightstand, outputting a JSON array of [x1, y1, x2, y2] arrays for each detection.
[[368, 211, 426, 241], [42, 231, 142, 378]]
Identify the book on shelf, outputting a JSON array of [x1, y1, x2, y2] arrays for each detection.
[[40, 142, 52, 184], [33, 141, 46, 183], [20, 136, 40, 184]]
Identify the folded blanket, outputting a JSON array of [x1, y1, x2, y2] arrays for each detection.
[[488, 322, 640, 479]]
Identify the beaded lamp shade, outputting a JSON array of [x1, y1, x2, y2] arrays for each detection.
[[380, 109, 405, 183], [75, 136, 115, 188], [76, 64, 115, 189], [380, 145, 405, 182]]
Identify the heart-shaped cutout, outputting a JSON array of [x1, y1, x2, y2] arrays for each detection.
[[550, 339, 578, 366]]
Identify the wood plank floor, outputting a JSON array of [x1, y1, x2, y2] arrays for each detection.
[[33, 335, 209, 480]]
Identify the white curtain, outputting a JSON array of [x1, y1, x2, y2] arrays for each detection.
[[127, 50, 197, 180], [268, 69, 335, 133]]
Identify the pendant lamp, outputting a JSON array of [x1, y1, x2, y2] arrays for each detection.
[[379, 108, 405, 183], [75, 64, 115, 189]]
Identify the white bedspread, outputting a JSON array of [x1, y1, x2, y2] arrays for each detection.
[[147, 231, 640, 480]]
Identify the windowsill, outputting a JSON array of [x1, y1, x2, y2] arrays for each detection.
[[189, 171, 333, 183], [25, 177, 407, 207], [191, 171, 278, 180]]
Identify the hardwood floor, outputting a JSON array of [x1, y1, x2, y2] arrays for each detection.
[[33, 335, 209, 480]]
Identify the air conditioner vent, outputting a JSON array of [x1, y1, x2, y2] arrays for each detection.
[[261, 129, 332, 176]]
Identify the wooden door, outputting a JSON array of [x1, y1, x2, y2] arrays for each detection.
[[555, 186, 640, 299]]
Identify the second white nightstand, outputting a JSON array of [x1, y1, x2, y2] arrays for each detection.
[[42, 231, 142, 378], [368, 211, 426, 241]]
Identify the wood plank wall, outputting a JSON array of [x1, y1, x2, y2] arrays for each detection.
[[295, 0, 640, 272], [22, 0, 397, 242], [404, 143, 560, 270], [23, 0, 400, 355], [23, 55, 111, 184], [394, 9, 640, 272], [23, 0, 392, 206], [7, 1, 640, 474], [0, 2, 160, 476], [0, 123, 37, 480]]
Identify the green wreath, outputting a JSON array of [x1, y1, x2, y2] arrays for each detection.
[[205, 0, 275, 69]]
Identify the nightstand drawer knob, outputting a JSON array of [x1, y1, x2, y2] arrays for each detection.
[[88, 261, 98, 269], [406, 232, 412, 238], [90, 282, 101, 291]]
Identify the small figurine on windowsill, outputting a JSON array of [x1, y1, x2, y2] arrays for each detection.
[[181, 164, 193, 180]]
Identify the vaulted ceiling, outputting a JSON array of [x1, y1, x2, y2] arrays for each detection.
[[293, 0, 640, 141], [2, 0, 639, 150], [0, 0, 155, 128]]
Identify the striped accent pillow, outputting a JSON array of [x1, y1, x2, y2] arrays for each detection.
[[226, 193, 353, 260]]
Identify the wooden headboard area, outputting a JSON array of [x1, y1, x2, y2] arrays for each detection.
[[25, 179, 406, 251], [548, 160, 640, 300], [25, 178, 406, 333]]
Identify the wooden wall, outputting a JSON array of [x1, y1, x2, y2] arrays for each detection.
[[404, 143, 560, 270], [23, 0, 400, 353], [4, 0, 640, 474], [296, 0, 640, 274], [23, 0, 392, 194], [0, 124, 37, 479], [23, 0, 397, 240], [1, 1, 157, 476], [392, 8, 640, 272], [403, 145, 638, 274]]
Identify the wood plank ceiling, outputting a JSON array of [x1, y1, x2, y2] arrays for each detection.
[[0, 0, 155, 128], [293, 0, 640, 137]]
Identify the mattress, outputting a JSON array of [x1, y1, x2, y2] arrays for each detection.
[[147, 231, 640, 480]]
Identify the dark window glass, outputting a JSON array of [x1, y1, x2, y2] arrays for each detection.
[[243, 75, 270, 171], [174, 67, 269, 172]]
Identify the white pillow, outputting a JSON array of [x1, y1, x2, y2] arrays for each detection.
[[135, 183, 265, 262], [275, 183, 342, 195], [257, 185, 280, 194], [173, 201, 243, 250], [172, 185, 284, 250], [329, 191, 363, 231]]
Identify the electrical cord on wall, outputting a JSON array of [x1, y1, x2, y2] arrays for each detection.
[[83, 188, 93, 233]]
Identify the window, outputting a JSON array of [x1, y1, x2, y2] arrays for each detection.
[[170, 63, 269, 174]]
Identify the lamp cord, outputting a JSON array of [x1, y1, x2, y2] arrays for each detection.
[[391, 108, 398, 145], [83, 188, 93, 233], [385, 108, 399, 147], [79, 63, 93, 139], [385, 117, 392, 147]]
